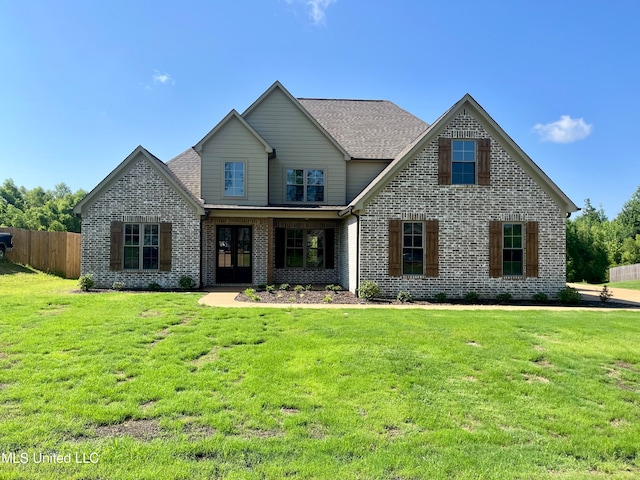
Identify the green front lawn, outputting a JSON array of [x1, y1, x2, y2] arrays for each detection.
[[2, 262, 640, 479], [608, 280, 640, 291]]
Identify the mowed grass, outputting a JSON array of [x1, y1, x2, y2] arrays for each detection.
[[608, 280, 640, 291], [2, 264, 640, 478]]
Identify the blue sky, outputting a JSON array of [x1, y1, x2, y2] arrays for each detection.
[[1, 0, 638, 217]]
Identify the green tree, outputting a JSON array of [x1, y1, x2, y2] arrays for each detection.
[[566, 199, 610, 283], [617, 184, 640, 239]]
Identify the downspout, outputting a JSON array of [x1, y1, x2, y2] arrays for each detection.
[[350, 206, 361, 297]]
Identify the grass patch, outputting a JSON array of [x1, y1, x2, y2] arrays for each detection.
[[608, 280, 640, 291], [2, 264, 640, 478]]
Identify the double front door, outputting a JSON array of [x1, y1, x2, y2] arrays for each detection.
[[216, 226, 252, 284]]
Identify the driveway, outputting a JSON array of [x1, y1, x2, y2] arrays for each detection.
[[568, 283, 640, 307]]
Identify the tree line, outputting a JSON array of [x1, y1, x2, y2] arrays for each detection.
[[567, 185, 640, 283], [0, 179, 86, 233]]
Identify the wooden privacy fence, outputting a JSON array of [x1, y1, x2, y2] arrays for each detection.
[[609, 263, 640, 283], [0, 227, 81, 279]]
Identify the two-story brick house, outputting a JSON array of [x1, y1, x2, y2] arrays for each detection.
[[74, 81, 578, 298]]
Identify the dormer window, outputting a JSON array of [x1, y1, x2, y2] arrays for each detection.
[[286, 169, 324, 202]]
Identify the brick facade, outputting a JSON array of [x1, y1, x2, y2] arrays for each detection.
[[358, 111, 566, 300], [80, 154, 201, 289]]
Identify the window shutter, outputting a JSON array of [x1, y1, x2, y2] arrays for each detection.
[[526, 221, 539, 278], [159, 222, 172, 271], [275, 228, 285, 269], [388, 219, 401, 277], [110, 221, 122, 271], [325, 228, 335, 269], [425, 220, 439, 277], [478, 138, 491, 185], [438, 137, 452, 185], [489, 221, 502, 278]]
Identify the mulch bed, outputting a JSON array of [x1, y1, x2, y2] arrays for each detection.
[[235, 288, 636, 308]]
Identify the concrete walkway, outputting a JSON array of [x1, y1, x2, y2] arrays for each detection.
[[198, 285, 640, 311]]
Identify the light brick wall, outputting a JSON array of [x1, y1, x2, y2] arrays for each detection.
[[80, 154, 201, 289], [360, 111, 567, 300]]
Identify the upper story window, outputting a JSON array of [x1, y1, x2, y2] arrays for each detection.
[[286, 169, 324, 202], [452, 140, 476, 185], [503, 223, 523, 276], [124, 223, 159, 270], [224, 161, 245, 197]]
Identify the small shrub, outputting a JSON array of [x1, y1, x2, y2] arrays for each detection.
[[78, 273, 95, 292], [496, 292, 512, 304], [279, 283, 290, 291], [326, 284, 343, 293], [148, 282, 161, 291], [112, 281, 125, 291], [305, 284, 312, 291], [397, 291, 413, 303], [557, 286, 581, 305], [600, 285, 614, 303], [179, 275, 195, 290], [434, 292, 447, 303], [244, 288, 260, 302], [358, 280, 380, 300], [266, 284, 275, 293], [323, 294, 333, 303], [288, 296, 296, 303], [294, 285, 305, 293], [532, 292, 549, 303], [464, 291, 480, 303]]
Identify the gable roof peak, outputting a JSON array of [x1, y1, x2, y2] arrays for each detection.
[[194, 109, 273, 153]]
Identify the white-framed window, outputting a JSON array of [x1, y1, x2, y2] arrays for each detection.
[[402, 221, 424, 275], [452, 140, 476, 185], [286, 168, 324, 202], [224, 161, 245, 197], [124, 224, 159, 270]]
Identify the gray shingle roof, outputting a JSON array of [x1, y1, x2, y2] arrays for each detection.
[[297, 98, 429, 160], [166, 147, 202, 201]]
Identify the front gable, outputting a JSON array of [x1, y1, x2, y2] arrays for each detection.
[[195, 110, 273, 206], [347, 94, 579, 216], [242, 82, 350, 205], [73, 146, 205, 217]]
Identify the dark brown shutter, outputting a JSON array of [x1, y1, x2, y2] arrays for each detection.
[[388, 219, 401, 277], [110, 221, 123, 271], [275, 228, 285, 269], [489, 221, 502, 278], [526, 221, 539, 278], [159, 222, 172, 271], [438, 137, 452, 185], [425, 220, 439, 277], [325, 228, 335, 269], [478, 138, 491, 185]]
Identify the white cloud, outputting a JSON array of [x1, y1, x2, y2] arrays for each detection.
[[533, 115, 593, 143], [152, 70, 174, 85], [307, 0, 336, 25]]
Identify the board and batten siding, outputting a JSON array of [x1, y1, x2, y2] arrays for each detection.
[[346, 160, 390, 203], [200, 115, 269, 206], [244, 87, 347, 205]]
